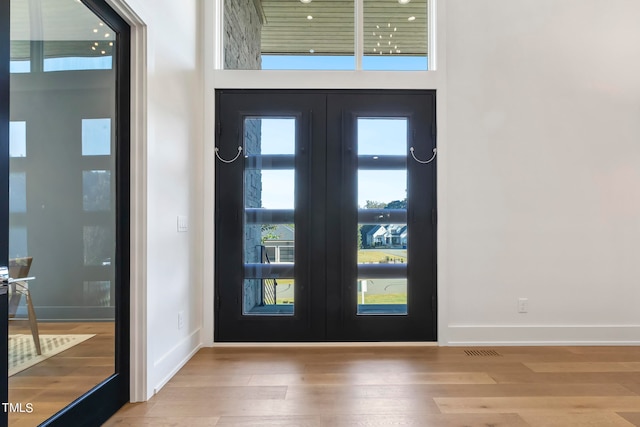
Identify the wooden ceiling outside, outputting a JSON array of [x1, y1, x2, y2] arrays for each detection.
[[10, 0, 115, 60], [260, 0, 428, 55]]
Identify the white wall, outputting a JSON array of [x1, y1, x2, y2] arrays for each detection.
[[116, 0, 204, 399], [113, 0, 640, 400], [444, 0, 640, 344]]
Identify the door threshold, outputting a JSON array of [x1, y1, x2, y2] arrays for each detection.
[[210, 341, 438, 347]]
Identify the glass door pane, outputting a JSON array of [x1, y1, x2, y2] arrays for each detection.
[[7, 0, 127, 423], [357, 118, 408, 315], [243, 117, 296, 315]]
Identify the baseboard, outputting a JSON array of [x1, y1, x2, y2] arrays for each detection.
[[445, 324, 640, 346], [152, 329, 201, 394]]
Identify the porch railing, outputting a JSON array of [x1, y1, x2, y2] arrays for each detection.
[[260, 245, 277, 305]]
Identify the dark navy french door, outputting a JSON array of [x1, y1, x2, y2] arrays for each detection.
[[215, 90, 437, 342]]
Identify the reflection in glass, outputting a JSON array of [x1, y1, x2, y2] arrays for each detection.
[[357, 278, 408, 315], [83, 170, 111, 211], [83, 226, 114, 266], [363, 0, 428, 70], [9, 172, 26, 213], [9, 0, 118, 423], [243, 118, 296, 315], [9, 227, 28, 259], [83, 281, 112, 306], [82, 118, 112, 156], [9, 121, 26, 157]]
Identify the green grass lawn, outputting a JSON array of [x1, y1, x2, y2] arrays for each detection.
[[362, 293, 407, 304], [277, 294, 408, 305], [357, 250, 407, 263]]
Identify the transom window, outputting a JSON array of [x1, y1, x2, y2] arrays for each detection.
[[223, 0, 429, 71]]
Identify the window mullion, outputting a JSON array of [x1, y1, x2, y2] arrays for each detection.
[[355, 0, 364, 70]]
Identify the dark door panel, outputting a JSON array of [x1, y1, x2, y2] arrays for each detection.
[[215, 90, 436, 342]]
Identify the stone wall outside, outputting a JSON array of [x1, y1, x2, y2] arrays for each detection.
[[224, 0, 262, 70]]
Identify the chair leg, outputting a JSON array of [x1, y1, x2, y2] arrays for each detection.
[[25, 292, 41, 355], [8, 284, 21, 318]]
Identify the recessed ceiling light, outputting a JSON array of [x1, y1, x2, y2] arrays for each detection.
[[398, 0, 411, 4], [300, 0, 312, 3], [309, 49, 315, 53], [307, 15, 313, 20], [408, 16, 416, 21]]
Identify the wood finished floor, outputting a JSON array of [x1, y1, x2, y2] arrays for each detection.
[[106, 345, 640, 427], [8, 321, 115, 427]]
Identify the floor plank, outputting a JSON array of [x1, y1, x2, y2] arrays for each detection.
[[434, 396, 640, 413], [618, 413, 640, 426], [106, 345, 640, 426], [519, 412, 636, 427]]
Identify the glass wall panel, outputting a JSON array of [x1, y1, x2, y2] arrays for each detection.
[[9, 0, 118, 423]]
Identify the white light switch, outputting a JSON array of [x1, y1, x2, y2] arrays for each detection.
[[177, 215, 188, 232]]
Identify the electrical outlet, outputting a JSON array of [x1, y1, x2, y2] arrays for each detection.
[[178, 311, 184, 329], [518, 298, 529, 313]]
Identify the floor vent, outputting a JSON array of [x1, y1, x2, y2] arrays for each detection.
[[464, 349, 502, 357]]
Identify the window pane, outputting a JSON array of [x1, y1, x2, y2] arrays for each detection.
[[9, 227, 28, 259], [363, 0, 428, 70], [42, 24, 115, 72], [243, 117, 297, 315], [9, 172, 26, 213], [358, 118, 407, 156], [245, 118, 296, 155], [9, 121, 26, 157], [83, 170, 111, 211], [10, 10, 30, 73], [358, 170, 406, 209], [83, 281, 112, 306], [225, 0, 355, 70], [357, 278, 408, 315], [44, 55, 113, 72], [82, 118, 111, 156], [83, 226, 113, 266], [357, 116, 408, 315]]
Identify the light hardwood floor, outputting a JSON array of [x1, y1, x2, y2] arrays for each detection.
[[106, 345, 640, 427], [8, 320, 115, 427]]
